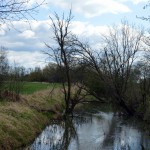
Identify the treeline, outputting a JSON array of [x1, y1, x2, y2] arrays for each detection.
[[22, 64, 84, 83], [0, 48, 24, 101], [24, 65, 62, 82]]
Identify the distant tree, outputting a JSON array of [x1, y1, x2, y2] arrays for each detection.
[[43, 63, 62, 83], [28, 67, 44, 82], [7, 65, 25, 101], [0, 46, 9, 95], [136, 61, 150, 106], [133, 40, 150, 116], [0, 46, 8, 75]]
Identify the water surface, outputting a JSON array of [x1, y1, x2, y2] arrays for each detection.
[[26, 105, 150, 150]]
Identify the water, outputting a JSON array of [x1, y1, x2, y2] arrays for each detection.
[[26, 105, 150, 150]]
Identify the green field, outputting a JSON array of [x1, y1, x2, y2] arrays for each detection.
[[20, 82, 61, 94]]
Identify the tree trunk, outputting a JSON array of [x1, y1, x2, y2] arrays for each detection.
[[118, 97, 135, 116]]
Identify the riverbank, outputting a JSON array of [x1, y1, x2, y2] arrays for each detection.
[[1, 82, 150, 149], [0, 87, 64, 150]]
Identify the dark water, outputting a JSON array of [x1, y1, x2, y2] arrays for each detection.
[[26, 106, 150, 150]]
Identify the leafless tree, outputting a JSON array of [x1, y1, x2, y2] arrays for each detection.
[[137, 1, 150, 21], [78, 21, 144, 115], [0, 0, 45, 26], [45, 11, 89, 116]]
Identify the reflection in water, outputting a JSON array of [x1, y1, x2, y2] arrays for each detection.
[[28, 119, 78, 150], [26, 111, 150, 150]]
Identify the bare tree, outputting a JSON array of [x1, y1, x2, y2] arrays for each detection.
[[45, 11, 89, 116], [0, 0, 44, 25], [79, 21, 144, 115], [137, 1, 150, 21]]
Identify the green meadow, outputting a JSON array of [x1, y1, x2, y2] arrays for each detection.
[[20, 82, 61, 94]]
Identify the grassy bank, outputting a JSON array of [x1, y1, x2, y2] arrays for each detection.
[[0, 101, 50, 149], [0, 83, 64, 150]]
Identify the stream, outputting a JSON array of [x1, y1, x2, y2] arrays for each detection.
[[25, 104, 150, 150]]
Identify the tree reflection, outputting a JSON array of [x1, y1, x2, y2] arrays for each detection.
[[26, 111, 150, 150], [61, 118, 78, 150], [28, 115, 91, 150]]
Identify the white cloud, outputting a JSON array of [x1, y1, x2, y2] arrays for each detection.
[[24, 0, 47, 9], [8, 50, 47, 68], [0, 19, 109, 68], [119, 0, 147, 4], [1, 19, 141, 68], [70, 21, 109, 47], [19, 30, 35, 39], [0, 20, 52, 53], [47, 0, 131, 18], [0, 29, 5, 36], [0, 0, 146, 69], [71, 21, 89, 35]]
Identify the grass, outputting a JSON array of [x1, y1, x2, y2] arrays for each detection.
[[20, 82, 51, 94], [3, 82, 61, 95], [0, 83, 64, 150], [0, 101, 50, 150], [0, 82, 94, 149], [21, 82, 62, 95]]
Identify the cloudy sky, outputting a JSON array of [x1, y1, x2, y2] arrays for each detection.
[[0, 0, 149, 68]]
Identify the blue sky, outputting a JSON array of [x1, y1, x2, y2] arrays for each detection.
[[0, 0, 149, 68]]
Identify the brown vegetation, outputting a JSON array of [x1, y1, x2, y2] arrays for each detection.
[[0, 87, 65, 149]]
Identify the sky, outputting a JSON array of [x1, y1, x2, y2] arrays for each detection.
[[0, 0, 149, 68]]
